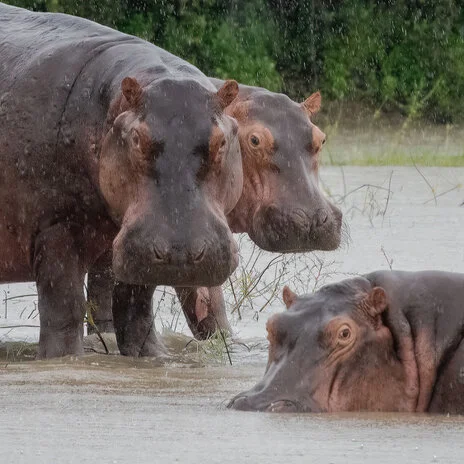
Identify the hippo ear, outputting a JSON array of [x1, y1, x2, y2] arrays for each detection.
[[121, 77, 142, 107], [301, 91, 321, 117], [216, 80, 239, 110], [282, 286, 298, 309], [367, 287, 388, 316]]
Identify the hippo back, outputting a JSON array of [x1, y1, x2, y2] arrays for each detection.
[[0, 3, 217, 222]]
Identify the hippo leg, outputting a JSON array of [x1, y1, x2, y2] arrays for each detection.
[[87, 250, 115, 333], [112, 282, 166, 357], [175, 286, 231, 340], [34, 224, 87, 358]]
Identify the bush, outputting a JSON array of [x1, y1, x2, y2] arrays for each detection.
[[162, 0, 281, 91], [321, 0, 464, 122], [5, 0, 464, 122]]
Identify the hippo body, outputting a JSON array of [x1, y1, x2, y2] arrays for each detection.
[[0, 4, 242, 357], [88, 80, 343, 346], [230, 270, 464, 414]]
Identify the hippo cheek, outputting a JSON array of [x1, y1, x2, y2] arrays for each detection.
[[249, 203, 342, 252]]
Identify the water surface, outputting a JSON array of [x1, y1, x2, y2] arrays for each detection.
[[1, 166, 463, 463]]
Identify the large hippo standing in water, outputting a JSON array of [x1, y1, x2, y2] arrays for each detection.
[[88, 81, 343, 347], [229, 270, 464, 414], [0, 4, 242, 358]]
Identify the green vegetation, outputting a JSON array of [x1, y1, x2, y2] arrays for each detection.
[[6, 0, 464, 124], [330, 153, 464, 167]]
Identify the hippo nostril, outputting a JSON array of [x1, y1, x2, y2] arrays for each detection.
[[192, 243, 207, 264], [292, 208, 311, 225], [152, 243, 169, 263], [314, 209, 329, 228]]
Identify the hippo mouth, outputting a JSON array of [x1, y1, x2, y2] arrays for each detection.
[[227, 395, 316, 413], [264, 399, 306, 413]]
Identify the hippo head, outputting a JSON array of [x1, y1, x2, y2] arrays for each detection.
[[225, 89, 342, 252], [229, 278, 414, 413], [99, 77, 242, 286]]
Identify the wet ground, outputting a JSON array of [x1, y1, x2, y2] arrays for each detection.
[[1, 166, 464, 462]]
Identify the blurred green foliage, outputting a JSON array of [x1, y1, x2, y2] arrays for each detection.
[[5, 0, 464, 122]]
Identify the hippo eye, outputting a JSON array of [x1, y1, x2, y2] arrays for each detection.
[[220, 137, 227, 149], [250, 134, 260, 147], [338, 326, 351, 342]]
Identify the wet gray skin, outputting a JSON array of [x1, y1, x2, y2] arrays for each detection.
[[0, 4, 242, 358], [87, 80, 343, 344], [219, 82, 342, 252], [229, 271, 464, 414], [104, 77, 242, 287]]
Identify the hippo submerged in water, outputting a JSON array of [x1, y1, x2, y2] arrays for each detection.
[[0, 4, 242, 358], [229, 270, 464, 414], [87, 81, 343, 348]]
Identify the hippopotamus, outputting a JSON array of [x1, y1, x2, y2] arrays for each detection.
[[229, 270, 464, 414], [0, 4, 242, 358], [87, 80, 343, 348]]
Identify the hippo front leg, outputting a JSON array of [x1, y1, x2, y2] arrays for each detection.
[[87, 250, 114, 333], [34, 224, 87, 358], [112, 282, 166, 357], [175, 286, 231, 340]]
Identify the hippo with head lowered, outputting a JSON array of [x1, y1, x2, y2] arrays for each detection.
[[87, 81, 343, 350], [174, 82, 343, 338], [0, 3, 242, 358], [229, 270, 464, 414]]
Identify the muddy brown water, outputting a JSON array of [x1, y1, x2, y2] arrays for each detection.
[[1, 354, 464, 464], [1, 166, 464, 463]]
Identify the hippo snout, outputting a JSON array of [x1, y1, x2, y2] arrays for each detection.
[[250, 202, 342, 253], [112, 220, 238, 287], [227, 395, 255, 411]]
